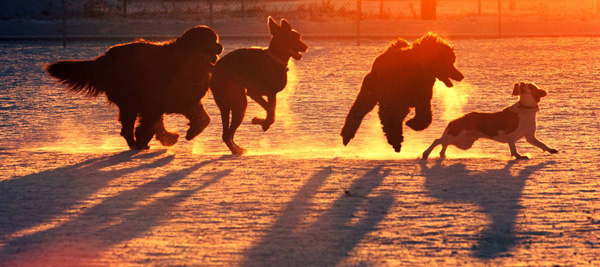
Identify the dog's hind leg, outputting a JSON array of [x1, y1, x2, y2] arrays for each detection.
[[214, 91, 233, 153], [378, 104, 410, 153], [341, 73, 378, 146], [439, 143, 448, 159], [422, 138, 442, 160], [226, 97, 248, 155], [215, 92, 247, 155], [154, 115, 179, 147], [118, 106, 137, 149], [135, 111, 161, 150], [183, 102, 210, 141]]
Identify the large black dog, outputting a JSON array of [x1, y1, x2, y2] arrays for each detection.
[[45, 26, 223, 150], [210, 17, 308, 155], [341, 33, 465, 152]]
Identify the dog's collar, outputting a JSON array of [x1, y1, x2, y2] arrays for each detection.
[[510, 102, 540, 113], [267, 49, 289, 70], [517, 102, 539, 110]]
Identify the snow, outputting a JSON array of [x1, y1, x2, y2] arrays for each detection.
[[0, 37, 599, 265]]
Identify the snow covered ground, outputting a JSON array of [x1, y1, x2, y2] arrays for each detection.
[[0, 37, 599, 265]]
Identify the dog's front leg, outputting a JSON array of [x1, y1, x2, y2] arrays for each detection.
[[509, 141, 529, 160], [526, 135, 558, 154], [406, 101, 432, 131], [263, 94, 276, 131], [341, 73, 379, 146], [249, 93, 276, 131]]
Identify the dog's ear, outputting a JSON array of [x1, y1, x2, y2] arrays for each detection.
[[512, 83, 521, 96], [280, 19, 292, 31], [528, 82, 539, 91], [268, 16, 280, 35]]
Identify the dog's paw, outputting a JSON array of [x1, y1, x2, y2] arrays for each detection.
[[393, 143, 402, 153], [342, 136, 352, 146], [261, 123, 271, 132], [406, 118, 430, 131], [185, 127, 201, 141], [231, 146, 247, 155], [262, 119, 275, 132], [514, 155, 529, 160], [186, 118, 210, 141], [156, 132, 179, 147], [251, 117, 265, 125], [125, 140, 136, 149], [548, 148, 559, 154], [341, 130, 355, 146], [252, 117, 273, 131], [134, 144, 150, 150]]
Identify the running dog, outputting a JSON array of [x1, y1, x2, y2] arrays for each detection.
[[210, 17, 308, 155], [341, 33, 464, 153], [422, 82, 558, 160], [45, 26, 222, 150]]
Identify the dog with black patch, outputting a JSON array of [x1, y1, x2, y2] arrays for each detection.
[[422, 82, 558, 160], [210, 16, 308, 155]]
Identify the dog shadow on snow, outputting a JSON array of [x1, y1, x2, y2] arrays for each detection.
[[419, 159, 554, 259], [243, 166, 394, 266], [0, 150, 231, 263]]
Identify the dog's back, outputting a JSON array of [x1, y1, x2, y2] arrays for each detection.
[[211, 48, 287, 96], [445, 108, 522, 144]]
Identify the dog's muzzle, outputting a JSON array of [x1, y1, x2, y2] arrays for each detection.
[[438, 66, 464, 88]]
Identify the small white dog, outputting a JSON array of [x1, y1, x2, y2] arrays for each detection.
[[422, 82, 558, 160]]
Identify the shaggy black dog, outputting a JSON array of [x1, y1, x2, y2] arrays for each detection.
[[210, 17, 308, 155], [45, 26, 223, 150], [341, 33, 464, 152]]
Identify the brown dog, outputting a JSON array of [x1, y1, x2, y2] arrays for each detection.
[[341, 33, 464, 153], [210, 17, 308, 155], [422, 82, 558, 160], [45, 26, 223, 150]]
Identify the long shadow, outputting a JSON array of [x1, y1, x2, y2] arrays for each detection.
[[420, 160, 553, 258], [243, 166, 393, 266], [0, 150, 172, 240], [0, 158, 231, 264]]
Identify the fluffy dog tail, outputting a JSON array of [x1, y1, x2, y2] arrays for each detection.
[[45, 60, 104, 97]]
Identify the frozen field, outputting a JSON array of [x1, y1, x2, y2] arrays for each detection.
[[0, 37, 599, 266]]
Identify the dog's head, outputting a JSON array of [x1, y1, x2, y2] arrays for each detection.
[[412, 33, 464, 87], [513, 82, 547, 105], [177, 26, 223, 64], [268, 16, 308, 60]]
